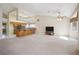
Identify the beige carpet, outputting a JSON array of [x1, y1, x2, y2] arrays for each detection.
[[0, 34, 78, 55]]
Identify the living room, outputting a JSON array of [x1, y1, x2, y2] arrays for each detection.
[[0, 3, 78, 55]]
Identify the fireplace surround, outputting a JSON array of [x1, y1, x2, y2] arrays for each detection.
[[45, 26, 54, 35]]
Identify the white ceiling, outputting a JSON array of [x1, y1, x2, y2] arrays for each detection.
[[0, 3, 78, 17]]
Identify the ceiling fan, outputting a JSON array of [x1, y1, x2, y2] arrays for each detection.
[[56, 11, 66, 21], [47, 10, 67, 21]]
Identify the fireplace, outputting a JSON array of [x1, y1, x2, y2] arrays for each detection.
[[45, 26, 54, 35]]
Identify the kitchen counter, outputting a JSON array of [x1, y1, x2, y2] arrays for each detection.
[[16, 28, 36, 37]]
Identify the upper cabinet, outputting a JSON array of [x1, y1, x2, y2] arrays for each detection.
[[70, 11, 78, 23], [71, 11, 78, 18]]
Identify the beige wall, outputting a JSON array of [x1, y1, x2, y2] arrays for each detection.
[[35, 15, 70, 36]]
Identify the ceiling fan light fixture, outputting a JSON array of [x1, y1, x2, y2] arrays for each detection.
[[57, 17, 62, 21], [57, 12, 63, 21]]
